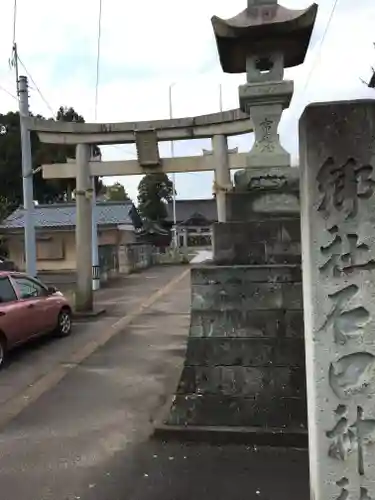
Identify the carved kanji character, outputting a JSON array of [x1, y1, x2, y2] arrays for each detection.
[[334, 477, 372, 500], [320, 285, 370, 344], [317, 158, 375, 219], [327, 406, 375, 476], [320, 226, 375, 277]]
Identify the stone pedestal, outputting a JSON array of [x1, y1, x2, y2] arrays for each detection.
[[167, 265, 306, 432], [299, 101, 375, 500], [160, 168, 307, 445]]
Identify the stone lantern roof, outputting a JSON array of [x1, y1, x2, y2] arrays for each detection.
[[211, 2, 318, 74]]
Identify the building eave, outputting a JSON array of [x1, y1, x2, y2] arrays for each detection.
[[0, 223, 131, 234]]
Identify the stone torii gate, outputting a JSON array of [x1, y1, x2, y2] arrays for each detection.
[[25, 109, 253, 312]]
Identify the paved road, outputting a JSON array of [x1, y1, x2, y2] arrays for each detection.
[[0, 264, 309, 500], [0, 266, 188, 414]]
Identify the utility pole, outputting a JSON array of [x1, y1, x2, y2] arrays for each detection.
[[168, 83, 177, 248], [18, 74, 37, 277], [91, 150, 101, 291]]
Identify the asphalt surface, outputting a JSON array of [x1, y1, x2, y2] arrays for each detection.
[[0, 264, 310, 500], [82, 441, 309, 500]]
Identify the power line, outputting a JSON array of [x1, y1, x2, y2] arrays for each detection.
[[0, 83, 17, 101], [298, 0, 340, 99], [94, 0, 103, 121], [9, 0, 19, 96], [17, 55, 55, 116], [10, 1, 54, 117]]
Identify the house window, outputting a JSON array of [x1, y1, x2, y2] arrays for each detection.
[[36, 237, 64, 261]]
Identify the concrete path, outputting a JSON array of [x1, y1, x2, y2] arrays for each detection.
[[190, 249, 213, 264], [0, 263, 310, 500]]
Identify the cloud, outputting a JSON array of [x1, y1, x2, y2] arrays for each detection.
[[0, 0, 374, 201]]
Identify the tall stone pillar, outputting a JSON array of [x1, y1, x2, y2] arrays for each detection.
[[299, 100, 375, 500], [212, 135, 231, 222], [75, 144, 93, 312]]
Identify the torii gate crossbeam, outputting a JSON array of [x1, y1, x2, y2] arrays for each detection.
[[27, 109, 253, 313]]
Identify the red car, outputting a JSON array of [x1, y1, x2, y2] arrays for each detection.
[[0, 272, 72, 368]]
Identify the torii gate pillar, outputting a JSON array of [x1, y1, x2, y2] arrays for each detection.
[[212, 135, 232, 223], [75, 144, 93, 312]]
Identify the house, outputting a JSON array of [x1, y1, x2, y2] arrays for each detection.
[[166, 199, 217, 247], [0, 201, 137, 274]]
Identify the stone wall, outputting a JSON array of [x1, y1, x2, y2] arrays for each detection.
[[167, 265, 306, 429], [121, 243, 153, 273], [213, 219, 301, 265]]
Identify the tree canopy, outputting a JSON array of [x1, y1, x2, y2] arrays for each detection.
[[137, 172, 174, 222], [0, 106, 103, 216], [101, 182, 130, 202]]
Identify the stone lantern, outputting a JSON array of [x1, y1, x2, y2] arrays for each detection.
[[212, 0, 317, 185], [157, 1, 319, 445]]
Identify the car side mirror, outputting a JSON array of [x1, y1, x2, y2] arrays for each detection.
[[47, 286, 57, 295]]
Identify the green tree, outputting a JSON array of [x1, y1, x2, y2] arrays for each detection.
[[34, 106, 102, 201], [0, 107, 103, 209], [102, 182, 130, 202], [0, 195, 12, 222], [137, 172, 174, 221]]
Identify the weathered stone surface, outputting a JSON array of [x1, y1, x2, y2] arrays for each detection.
[[213, 222, 301, 265], [190, 309, 304, 338], [300, 100, 375, 499], [177, 366, 306, 398], [163, 264, 305, 433], [191, 264, 302, 285], [167, 394, 307, 428], [228, 193, 300, 221], [191, 282, 303, 311], [185, 338, 304, 367], [285, 310, 304, 338], [214, 219, 301, 242], [226, 184, 300, 221], [232, 166, 299, 192]]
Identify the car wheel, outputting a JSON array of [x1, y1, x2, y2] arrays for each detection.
[[55, 309, 72, 337], [0, 335, 7, 369]]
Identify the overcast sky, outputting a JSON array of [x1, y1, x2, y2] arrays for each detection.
[[0, 0, 374, 202]]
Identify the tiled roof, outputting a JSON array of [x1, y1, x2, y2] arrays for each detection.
[[0, 201, 134, 230], [166, 199, 217, 223]]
